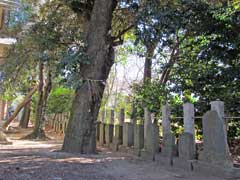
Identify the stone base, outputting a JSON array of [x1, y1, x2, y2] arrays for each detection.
[[155, 154, 240, 179], [161, 133, 177, 156], [178, 133, 195, 160], [101, 142, 240, 179]]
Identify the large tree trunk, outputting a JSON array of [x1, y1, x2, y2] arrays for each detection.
[[2, 85, 37, 130], [25, 62, 52, 139], [62, 0, 117, 154], [19, 101, 31, 128]]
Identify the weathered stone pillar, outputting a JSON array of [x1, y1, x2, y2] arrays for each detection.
[[143, 108, 159, 160], [179, 103, 196, 159], [105, 110, 114, 145], [210, 100, 227, 129], [162, 104, 171, 138], [123, 120, 134, 147], [183, 103, 195, 136], [113, 108, 124, 149], [201, 110, 232, 167], [99, 111, 106, 145], [144, 107, 151, 148], [153, 115, 160, 153], [161, 104, 176, 157], [210, 100, 230, 153], [134, 120, 144, 156], [161, 133, 176, 157], [179, 133, 195, 160]]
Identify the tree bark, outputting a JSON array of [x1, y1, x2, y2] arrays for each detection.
[[2, 85, 37, 130], [143, 42, 157, 83], [62, 0, 117, 154], [160, 36, 181, 85], [26, 62, 52, 139], [19, 101, 31, 128]]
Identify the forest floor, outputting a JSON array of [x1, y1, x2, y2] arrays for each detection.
[[0, 125, 231, 180]]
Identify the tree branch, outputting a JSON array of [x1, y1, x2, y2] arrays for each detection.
[[112, 24, 134, 41]]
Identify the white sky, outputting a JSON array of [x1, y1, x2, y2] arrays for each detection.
[[110, 55, 144, 96]]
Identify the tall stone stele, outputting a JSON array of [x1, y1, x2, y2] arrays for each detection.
[[201, 110, 232, 168], [144, 108, 159, 153], [161, 104, 176, 157], [178, 103, 196, 160]]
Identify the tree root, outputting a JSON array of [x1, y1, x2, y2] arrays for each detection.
[[0, 130, 12, 144], [22, 129, 50, 140]]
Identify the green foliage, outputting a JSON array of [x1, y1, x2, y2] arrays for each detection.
[[131, 81, 166, 118], [132, 0, 240, 139], [170, 4, 240, 115], [228, 120, 240, 140], [47, 87, 74, 114], [57, 42, 90, 88]]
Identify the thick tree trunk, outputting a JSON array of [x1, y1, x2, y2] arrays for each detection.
[[19, 101, 31, 128], [2, 85, 37, 130], [62, 0, 117, 154], [25, 62, 52, 139], [143, 43, 157, 83]]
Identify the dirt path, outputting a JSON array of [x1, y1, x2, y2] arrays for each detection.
[[0, 129, 226, 180]]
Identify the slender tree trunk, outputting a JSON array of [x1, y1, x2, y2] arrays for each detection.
[[141, 42, 157, 118], [2, 85, 37, 130], [26, 62, 52, 139], [62, 0, 117, 154], [143, 43, 157, 83], [160, 36, 181, 84], [19, 101, 31, 128]]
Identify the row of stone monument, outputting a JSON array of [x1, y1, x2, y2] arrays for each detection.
[[48, 100, 239, 178], [96, 100, 233, 169]]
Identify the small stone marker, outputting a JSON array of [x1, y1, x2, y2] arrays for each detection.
[[178, 132, 195, 160], [201, 110, 232, 167]]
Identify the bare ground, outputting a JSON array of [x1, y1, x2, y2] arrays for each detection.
[[0, 128, 227, 180]]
